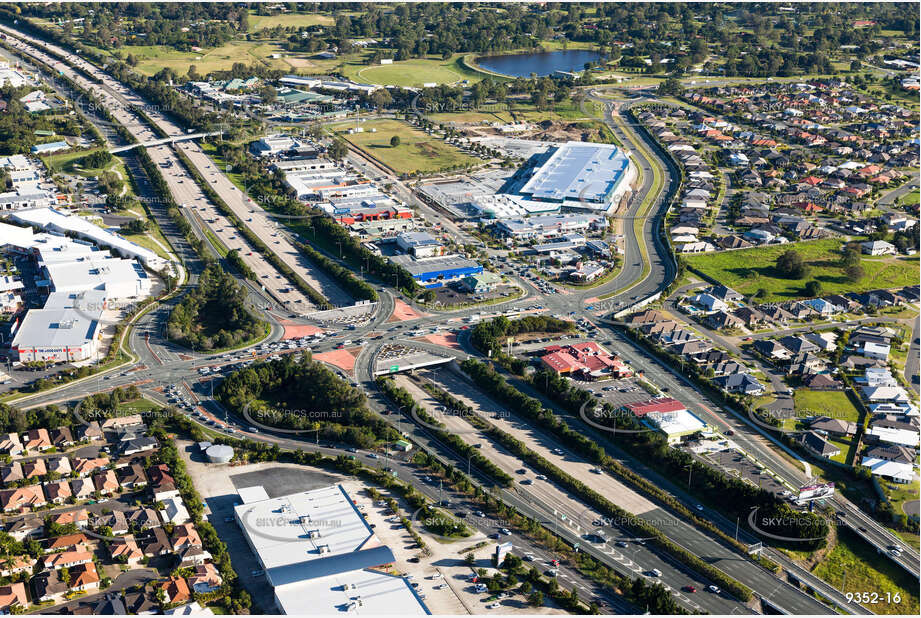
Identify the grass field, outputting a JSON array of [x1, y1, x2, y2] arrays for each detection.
[[793, 390, 862, 423], [247, 11, 336, 31], [336, 118, 478, 175], [903, 189, 920, 207], [684, 239, 919, 301], [127, 41, 297, 76], [341, 54, 484, 87], [813, 529, 919, 615]]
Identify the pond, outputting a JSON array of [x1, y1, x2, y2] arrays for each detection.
[[476, 49, 603, 77]]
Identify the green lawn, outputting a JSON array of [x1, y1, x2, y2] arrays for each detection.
[[341, 54, 483, 87], [793, 390, 862, 423], [126, 41, 300, 76], [336, 118, 479, 175], [903, 189, 920, 207], [684, 239, 919, 301], [247, 11, 336, 31], [813, 529, 919, 615]]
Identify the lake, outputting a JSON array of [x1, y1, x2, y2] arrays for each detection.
[[476, 49, 603, 77]]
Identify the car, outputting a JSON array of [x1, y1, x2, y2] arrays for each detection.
[[474, 510, 486, 518], [649, 569, 662, 577], [535, 474, 547, 480], [590, 468, 602, 474], [516, 468, 527, 475], [408, 556, 420, 563], [682, 585, 697, 593], [524, 553, 535, 562], [545, 569, 559, 577], [499, 528, 511, 535], [695, 504, 704, 511], [486, 603, 500, 609], [615, 541, 629, 548], [367, 453, 379, 459], [707, 585, 720, 594], [521, 479, 533, 485]]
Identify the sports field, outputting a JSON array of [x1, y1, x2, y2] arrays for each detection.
[[684, 239, 918, 301], [336, 118, 479, 175]]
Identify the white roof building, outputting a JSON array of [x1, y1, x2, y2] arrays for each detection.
[[234, 484, 426, 615], [860, 456, 913, 483]]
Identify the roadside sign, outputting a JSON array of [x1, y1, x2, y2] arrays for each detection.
[[389, 365, 399, 373]]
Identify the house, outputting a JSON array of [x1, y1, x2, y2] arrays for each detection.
[[171, 523, 202, 551], [803, 373, 841, 391], [0, 485, 46, 512], [861, 454, 913, 483], [72, 456, 109, 478], [43, 480, 72, 504], [126, 507, 161, 531], [0, 555, 36, 578], [45, 456, 72, 477], [165, 601, 215, 616], [809, 416, 857, 437], [124, 589, 160, 615], [45, 533, 89, 554], [118, 464, 148, 490], [0, 434, 23, 456], [712, 360, 749, 376], [69, 562, 100, 592], [160, 496, 191, 525], [859, 341, 890, 361], [160, 577, 192, 605], [88, 592, 128, 616], [733, 306, 767, 327], [148, 464, 180, 501], [779, 335, 819, 355], [799, 431, 840, 458], [22, 428, 51, 452], [32, 569, 68, 603], [0, 463, 23, 487], [120, 435, 158, 457], [802, 298, 837, 316], [93, 469, 119, 496], [861, 240, 896, 255], [22, 458, 46, 480], [69, 478, 95, 501], [713, 372, 764, 395], [48, 508, 89, 530], [138, 527, 172, 557], [50, 427, 74, 448], [689, 293, 728, 312], [176, 545, 212, 568], [44, 549, 93, 570], [101, 415, 144, 431], [866, 418, 920, 447], [188, 562, 223, 594], [110, 535, 144, 566], [804, 331, 837, 352], [5, 515, 42, 541], [753, 339, 792, 361], [96, 509, 129, 535], [707, 285, 744, 302], [0, 582, 28, 614], [861, 385, 910, 403], [77, 422, 104, 442]]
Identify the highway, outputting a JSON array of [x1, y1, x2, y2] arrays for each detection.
[[0, 18, 909, 616]]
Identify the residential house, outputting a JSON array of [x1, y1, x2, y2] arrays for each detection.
[[32, 569, 68, 604], [753, 339, 792, 361], [48, 509, 89, 530], [126, 507, 161, 531], [43, 550, 93, 570], [866, 418, 920, 447], [733, 306, 768, 327], [44, 533, 89, 554], [5, 515, 42, 541], [69, 478, 95, 501], [804, 331, 837, 352], [97, 509, 129, 536], [713, 372, 764, 395], [176, 545, 212, 568], [43, 481, 72, 505], [101, 415, 145, 431], [72, 456, 109, 478], [124, 589, 159, 615], [779, 335, 819, 355], [22, 458, 46, 480], [120, 435, 158, 457], [148, 464, 180, 501], [110, 535, 144, 567], [77, 422, 103, 442], [707, 285, 744, 302], [799, 431, 840, 458], [50, 427, 74, 449], [809, 416, 857, 437], [22, 429, 51, 452], [188, 563, 223, 594], [118, 464, 148, 490], [69, 562, 100, 593], [0, 555, 36, 578], [45, 456, 72, 477], [0, 463, 23, 487], [0, 434, 23, 457], [803, 373, 841, 390], [0, 485, 46, 512], [704, 310, 745, 331], [160, 577, 192, 605], [861, 240, 896, 255], [859, 341, 890, 361], [171, 523, 202, 552], [138, 527, 172, 557], [0, 582, 28, 614]]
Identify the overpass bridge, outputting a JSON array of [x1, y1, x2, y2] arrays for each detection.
[[110, 131, 224, 153]]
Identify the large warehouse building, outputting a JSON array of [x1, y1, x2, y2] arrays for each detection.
[[234, 484, 427, 615], [518, 141, 635, 212]]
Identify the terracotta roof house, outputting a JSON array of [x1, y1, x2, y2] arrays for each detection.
[[69, 562, 100, 592], [93, 469, 119, 495], [188, 562, 223, 594], [22, 428, 52, 452], [50, 427, 75, 448], [160, 576, 191, 605], [43, 480, 73, 504], [72, 456, 109, 478], [148, 464, 180, 501], [22, 458, 46, 480], [49, 508, 89, 529], [44, 532, 89, 554], [0, 485, 46, 512], [0, 582, 28, 613], [0, 433, 23, 456], [110, 535, 144, 566], [171, 523, 202, 551], [44, 549, 93, 570]]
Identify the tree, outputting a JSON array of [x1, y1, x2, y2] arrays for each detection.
[[845, 263, 864, 282], [528, 590, 544, 607], [371, 89, 393, 108], [327, 139, 348, 161], [804, 280, 822, 297], [775, 249, 809, 279], [390, 135, 401, 148]]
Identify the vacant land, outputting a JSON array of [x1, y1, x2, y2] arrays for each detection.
[[127, 41, 296, 76], [793, 390, 862, 423], [813, 530, 919, 615], [685, 239, 918, 301], [337, 118, 478, 175], [342, 54, 483, 87], [247, 11, 336, 31]]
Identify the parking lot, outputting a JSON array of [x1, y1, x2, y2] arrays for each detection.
[[699, 445, 788, 497]]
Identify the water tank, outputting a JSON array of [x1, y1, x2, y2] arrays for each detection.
[[205, 444, 233, 463]]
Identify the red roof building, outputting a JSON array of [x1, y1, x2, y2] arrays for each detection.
[[623, 398, 687, 418]]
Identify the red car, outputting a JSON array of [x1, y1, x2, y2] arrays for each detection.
[[682, 585, 696, 593]]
